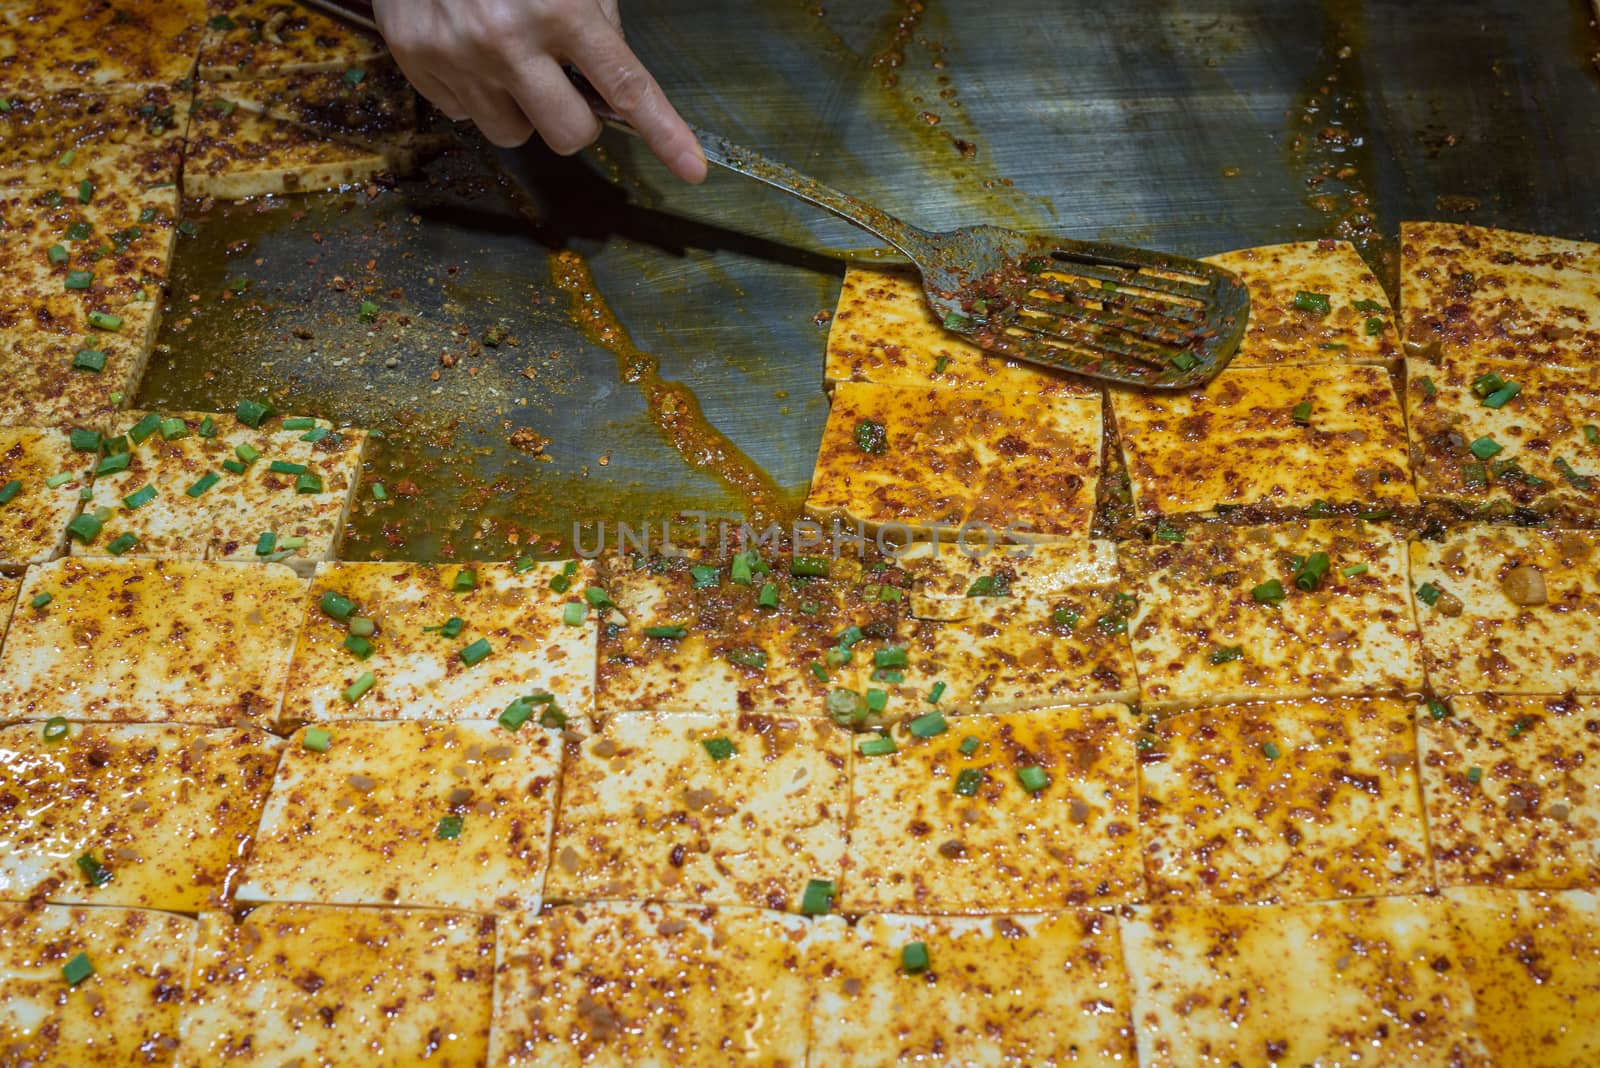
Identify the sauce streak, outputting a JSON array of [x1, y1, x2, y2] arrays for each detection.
[[549, 250, 784, 527]]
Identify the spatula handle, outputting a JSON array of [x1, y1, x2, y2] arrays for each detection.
[[298, 0, 377, 30]]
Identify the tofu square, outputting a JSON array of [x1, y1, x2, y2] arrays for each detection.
[[1110, 364, 1415, 519], [545, 711, 849, 912], [1124, 897, 1494, 1068], [1419, 693, 1600, 889], [0, 329, 152, 430], [1445, 887, 1600, 1068], [0, 0, 207, 94], [183, 67, 423, 200], [239, 720, 561, 914], [1405, 356, 1600, 522], [897, 539, 1121, 618], [0, 426, 85, 567], [1140, 695, 1431, 904], [1121, 520, 1424, 710], [0, 571, 19, 641], [0, 558, 308, 726], [1402, 221, 1600, 369], [807, 381, 1103, 541], [178, 903, 494, 1067], [1410, 527, 1600, 694], [823, 265, 1097, 396], [0, 85, 189, 194], [1204, 239, 1400, 367], [282, 560, 595, 727], [0, 902, 195, 1067], [843, 703, 1142, 913], [808, 910, 1137, 1066], [0, 722, 282, 911], [199, 0, 388, 81], [490, 902, 811, 1068]]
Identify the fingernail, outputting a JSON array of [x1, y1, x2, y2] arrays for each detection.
[[675, 145, 708, 183]]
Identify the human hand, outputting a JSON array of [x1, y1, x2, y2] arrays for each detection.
[[373, 0, 706, 182]]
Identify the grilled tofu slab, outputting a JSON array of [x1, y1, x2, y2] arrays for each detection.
[[199, 0, 387, 81], [0, 0, 206, 94], [0, 426, 84, 567]]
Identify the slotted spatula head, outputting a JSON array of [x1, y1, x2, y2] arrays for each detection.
[[912, 226, 1251, 389]]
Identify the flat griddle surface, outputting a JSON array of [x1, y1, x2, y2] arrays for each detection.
[[139, 0, 1600, 562]]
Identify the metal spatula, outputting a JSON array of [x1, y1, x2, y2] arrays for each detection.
[[302, 0, 1250, 388]]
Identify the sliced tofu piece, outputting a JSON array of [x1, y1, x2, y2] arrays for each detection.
[[0, 722, 282, 911], [0, 557, 307, 726], [843, 703, 1142, 913], [0, 329, 152, 430], [808, 910, 1136, 1066], [1121, 520, 1424, 710], [491, 902, 810, 1068], [594, 553, 857, 716], [200, 0, 387, 81], [1410, 527, 1600, 694], [1401, 221, 1600, 369], [823, 265, 1097, 396], [1140, 695, 1431, 904], [1110, 364, 1416, 519], [0, 0, 206, 94], [1444, 887, 1600, 1068], [545, 711, 849, 912], [178, 903, 493, 1067], [1405, 356, 1600, 522], [0, 571, 18, 643], [77, 409, 365, 569], [0, 427, 85, 567], [1419, 693, 1600, 889], [808, 381, 1103, 541], [896, 538, 1119, 618], [0, 902, 195, 1067], [239, 720, 560, 914], [282, 560, 595, 727], [183, 67, 421, 199], [1204, 239, 1400, 366], [0, 85, 188, 193], [1124, 897, 1494, 1068]]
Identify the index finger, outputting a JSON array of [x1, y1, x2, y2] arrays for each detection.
[[564, 21, 706, 184]]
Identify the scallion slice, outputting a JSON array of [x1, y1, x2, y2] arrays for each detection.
[[1416, 582, 1442, 606], [1482, 383, 1521, 409], [62, 953, 94, 986], [799, 878, 834, 915], [1261, 741, 1281, 760], [87, 310, 122, 332], [436, 815, 463, 840], [701, 737, 736, 761], [1251, 578, 1285, 603], [1293, 551, 1330, 592], [858, 735, 897, 756], [901, 942, 930, 974], [235, 443, 261, 464], [66, 513, 102, 543], [689, 564, 720, 588], [1293, 290, 1331, 314], [643, 624, 686, 639], [953, 768, 983, 796], [106, 532, 139, 556], [94, 451, 130, 476], [1209, 645, 1243, 664], [320, 591, 357, 620], [268, 460, 305, 475], [236, 399, 275, 427], [343, 634, 374, 659], [1468, 436, 1503, 460], [790, 555, 830, 577], [908, 711, 947, 738], [31, 592, 52, 610], [757, 582, 779, 609], [185, 472, 219, 498], [561, 602, 586, 626], [342, 671, 376, 703], [1291, 400, 1312, 424], [43, 717, 70, 741], [303, 727, 332, 752], [460, 638, 492, 666], [1017, 766, 1050, 793], [294, 473, 323, 494], [72, 348, 106, 372], [453, 568, 477, 592]]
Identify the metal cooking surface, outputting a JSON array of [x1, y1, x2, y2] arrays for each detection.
[[139, 0, 1600, 563]]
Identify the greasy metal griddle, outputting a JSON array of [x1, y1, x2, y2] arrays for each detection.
[[140, 0, 1600, 563]]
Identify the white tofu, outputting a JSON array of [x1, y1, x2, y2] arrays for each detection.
[[0, 557, 307, 727], [807, 381, 1104, 542], [545, 711, 849, 911], [1120, 520, 1424, 710], [0, 328, 153, 430], [843, 703, 1143, 913], [1123, 897, 1494, 1068], [823, 265, 1097, 396], [0, 427, 88, 567], [1140, 695, 1432, 904], [1110, 364, 1416, 519], [1205, 239, 1400, 366], [239, 720, 561, 914], [896, 538, 1120, 618], [0, 902, 195, 1067], [199, 0, 388, 81], [0, 85, 188, 194], [0, 0, 207, 93], [1410, 527, 1600, 694], [1444, 887, 1600, 1068], [0, 722, 282, 912], [1419, 693, 1600, 889], [490, 902, 810, 1068], [1401, 221, 1600, 369], [282, 561, 595, 728], [0, 570, 18, 644], [808, 911, 1137, 1066]]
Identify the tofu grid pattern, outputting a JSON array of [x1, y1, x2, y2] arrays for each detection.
[[1, 10, 1598, 1063]]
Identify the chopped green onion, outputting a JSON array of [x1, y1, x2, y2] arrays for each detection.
[[62, 953, 94, 986], [281, 416, 315, 430], [1468, 436, 1503, 460], [498, 698, 534, 731], [1553, 458, 1592, 491], [1293, 290, 1331, 315], [701, 737, 737, 761], [1017, 766, 1050, 793], [197, 416, 217, 438], [1154, 523, 1185, 543], [320, 591, 357, 620], [78, 179, 93, 203], [31, 592, 52, 610], [255, 532, 277, 556], [1291, 400, 1313, 424], [64, 270, 94, 290], [1467, 765, 1482, 785], [1416, 582, 1442, 607], [1169, 352, 1199, 372], [0, 480, 19, 506], [344, 616, 375, 638], [185, 472, 219, 498], [343, 634, 374, 659], [235, 443, 261, 464], [72, 348, 106, 372], [295, 473, 323, 494], [864, 688, 888, 714], [643, 624, 687, 640], [689, 564, 720, 588], [94, 452, 130, 476], [953, 768, 983, 796], [810, 662, 828, 683], [929, 681, 947, 704], [1482, 383, 1522, 409], [853, 419, 888, 454], [372, 482, 388, 500], [583, 585, 612, 608], [874, 647, 908, 669], [1426, 698, 1449, 720], [959, 735, 980, 756], [858, 735, 897, 756], [1293, 551, 1330, 592], [1251, 579, 1285, 603], [791, 555, 831, 577], [221, 459, 246, 475], [268, 460, 305, 475], [43, 717, 70, 741], [452, 568, 477, 593], [436, 815, 463, 840], [825, 688, 867, 726], [562, 602, 586, 626], [730, 554, 753, 585], [908, 711, 948, 738], [1340, 563, 1368, 578], [279, 536, 307, 550], [87, 310, 122, 331], [1261, 741, 1281, 760], [460, 638, 492, 666], [47, 243, 69, 266], [901, 942, 930, 974], [725, 647, 769, 670], [76, 853, 111, 887], [757, 582, 779, 609], [343, 671, 376, 703], [235, 399, 274, 427], [1419, 376, 1437, 397], [1097, 613, 1128, 635], [799, 878, 834, 915], [66, 514, 102, 544], [45, 472, 73, 489], [359, 300, 378, 322], [1365, 316, 1384, 335], [934, 356, 950, 374], [1471, 372, 1505, 398], [106, 532, 139, 556], [303, 728, 332, 752], [1584, 425, 1600, 446], [1209, 645, 1243, 665]]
